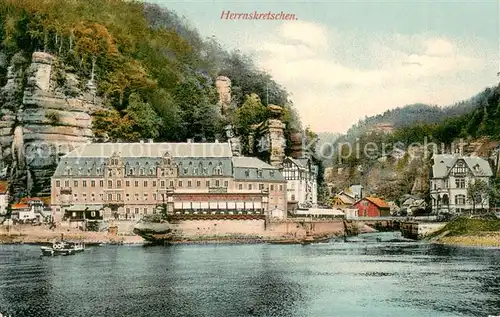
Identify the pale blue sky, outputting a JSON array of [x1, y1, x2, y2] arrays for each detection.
[[144, 0, 499, 133]]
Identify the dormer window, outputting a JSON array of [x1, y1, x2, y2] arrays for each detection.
[[257, 169, 263, 178], [108, 170, 112, 177], [140, 168, 144, 176], [149, 168, 154, 175], [87, 168, 91, 175], [183, 167, 189, 174], [214, 166, 223, 175], [244, 170, 250, 177], [203, 167, 208, 175], [161, 169, 165, 176], [270, 171, 275, 177], [96, 168, 101, 174], [193, 167, 198, 175]]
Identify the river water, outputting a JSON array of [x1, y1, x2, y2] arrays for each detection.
[[0, 232, 498, 317]]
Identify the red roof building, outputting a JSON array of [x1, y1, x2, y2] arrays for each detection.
[[353, 197, 390, 217]]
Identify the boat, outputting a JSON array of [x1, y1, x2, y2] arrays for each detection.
[[40, 240, 85, 256]]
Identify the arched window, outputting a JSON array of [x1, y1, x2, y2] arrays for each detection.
[[129, 169, 134, 176], [140, 168, 144, 176]]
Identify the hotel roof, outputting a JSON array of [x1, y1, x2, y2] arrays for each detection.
[[63, 142, 233, 158]]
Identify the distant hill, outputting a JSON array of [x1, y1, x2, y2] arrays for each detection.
[[345, 89, 493, 138]]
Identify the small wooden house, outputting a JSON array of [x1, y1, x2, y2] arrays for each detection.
[[353, 197, 390, 217]]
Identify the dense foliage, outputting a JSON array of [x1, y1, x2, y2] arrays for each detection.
[[0, 0, 301, 144]]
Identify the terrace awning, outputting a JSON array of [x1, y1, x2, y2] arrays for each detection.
[[254, 201, 262, 209], [227, 202, 236, 209], [209, 202, 218, 209], [174, 201, 183, 209]]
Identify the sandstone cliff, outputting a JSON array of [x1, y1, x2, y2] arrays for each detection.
[[0, 51, 105, 201]]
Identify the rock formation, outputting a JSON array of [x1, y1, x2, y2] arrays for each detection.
[[249, 105, 287, 169], [215, 76, 231, 115], [0, 51, 104, 201]]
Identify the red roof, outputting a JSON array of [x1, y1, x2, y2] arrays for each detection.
[[365, 197, 389, 208], [12, 203, 29, 210], [18, 196, 51, 206], [0, 181, 8, 194]]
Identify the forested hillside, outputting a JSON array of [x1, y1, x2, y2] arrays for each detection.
[[346, 89, 493, 138], [327, 83, 500, 203], [0, 0, 301, 145]]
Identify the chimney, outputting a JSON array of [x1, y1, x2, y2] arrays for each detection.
[[148, 139, 154, 143], [140, 140, 144, 144], [187, 139, 193, 143], [215, 139, 219, 144]]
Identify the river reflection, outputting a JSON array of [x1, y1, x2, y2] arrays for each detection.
[[0, 233, 498, 317]]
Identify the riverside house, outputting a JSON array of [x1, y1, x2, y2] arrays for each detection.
[[430, 154, 493, 214], [353, 197, 391, 217]]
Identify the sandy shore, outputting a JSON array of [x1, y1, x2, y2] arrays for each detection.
[[0, 225, 145, 245], [435, 231, 500, 248]]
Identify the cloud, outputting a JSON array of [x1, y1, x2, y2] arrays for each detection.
[[243, 21, 496, 133]]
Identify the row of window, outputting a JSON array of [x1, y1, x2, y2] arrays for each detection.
[[57, 179, 228, 188], [433, 194, 473, 206], [56, 180, 285, 191], [73, 192, 165, 202], [64, 166, 229, 177], [433, 178, 467, 190]]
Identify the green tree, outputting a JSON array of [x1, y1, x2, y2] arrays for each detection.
[[124, 93, 162, 140], [467, 179, 490, 214]]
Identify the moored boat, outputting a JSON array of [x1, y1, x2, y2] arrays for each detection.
[[41, 240, 85, 256]]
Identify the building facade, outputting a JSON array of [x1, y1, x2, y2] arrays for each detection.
[[282, 157, 318, 209], [430, 154, 493, 214], [51, 141, 287, 222]]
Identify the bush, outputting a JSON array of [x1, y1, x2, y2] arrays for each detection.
[[45, 110, 61, 124]]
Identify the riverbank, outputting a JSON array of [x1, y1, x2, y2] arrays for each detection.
[[0, 225, 145, 245], [0, 222, 376, 246], [435, 232, 500, 248], [428, 216, 500, 248]]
